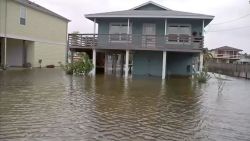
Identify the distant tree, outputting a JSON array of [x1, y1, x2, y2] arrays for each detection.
[[202, 48, 213, 71], [195, 48, 213, 83]]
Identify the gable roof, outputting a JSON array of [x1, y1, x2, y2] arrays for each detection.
[[85, 1, 214, 25], [211, 46, 243, 51], [130, 1, 171, 10], [14, 0, 70, 22], [86, 10, 214, 20]]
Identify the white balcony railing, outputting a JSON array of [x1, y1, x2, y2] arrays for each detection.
[[68, 34, 204, 50], [214, 54, 241, 59]]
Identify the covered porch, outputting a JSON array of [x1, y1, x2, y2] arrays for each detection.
[[69, 47, 203, 79], [0, 37, 34, 68], [68, 17, 206, 51]]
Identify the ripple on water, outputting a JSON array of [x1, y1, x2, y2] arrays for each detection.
[[1, 69, 250, 140]]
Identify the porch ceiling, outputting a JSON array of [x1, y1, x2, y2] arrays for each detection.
[[69, 46, 202, 53]]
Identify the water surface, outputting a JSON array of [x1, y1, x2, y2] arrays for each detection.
[[0, 69, 250, 141]]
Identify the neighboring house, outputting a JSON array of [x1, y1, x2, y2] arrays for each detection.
[[0, 0, 69, 68], [236, 54, 250, 64], [68, 1, 214, 79], [210, 46, 242, 64]]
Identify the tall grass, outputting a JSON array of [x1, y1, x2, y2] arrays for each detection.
[[195, 71, 211, 83]]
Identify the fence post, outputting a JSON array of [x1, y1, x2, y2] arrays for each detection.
[[247, 64, 249, 79], [245, 63, 247, 79], [236, 64, 238, 77]]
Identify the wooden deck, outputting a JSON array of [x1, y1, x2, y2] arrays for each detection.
[[68, 34, 204, 52]]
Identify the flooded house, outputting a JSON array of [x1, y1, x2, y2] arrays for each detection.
[[0, 0, 69, 68], [210, 46, 243, 64], [68, 1, 214, 79]]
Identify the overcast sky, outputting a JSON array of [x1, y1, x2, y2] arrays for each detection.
[[33, 0, 250, 53]]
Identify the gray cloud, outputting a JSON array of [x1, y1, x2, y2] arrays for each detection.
[[33, 0, 250, 53]]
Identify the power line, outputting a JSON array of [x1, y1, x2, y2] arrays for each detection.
[[206, 26, 250, 32], [210, 13, 250, 25]]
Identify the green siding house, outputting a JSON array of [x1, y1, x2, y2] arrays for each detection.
[[68, 1, 214, 79]]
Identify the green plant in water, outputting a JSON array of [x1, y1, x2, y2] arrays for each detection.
[[59, 62, 74, 75], [195, 48, 213, 83], [213, 73, 226, 95], [38, 59, 42, 68], [195, 71, 211, 83], [60, 53, 93, 75]]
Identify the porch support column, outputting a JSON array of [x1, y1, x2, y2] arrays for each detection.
[[125, 50, 129, 78], [163, 19, 168, 79], [93, 18, 97, 35], [164, 19, 168, 35], [202, 19, 205, 36], [162, 51, 167, 79], [3, 37, 7, 69], [92, 49, 96, 75], [104, 52, 108, 73], [199, 19, 205, 72], [127, 18, 130, 34], [70, 50, 74, 63], [65, 24, 69, 64], [22, 40, 27, 66], [199, 52, 203, 72], [120, 53, 124, 75]]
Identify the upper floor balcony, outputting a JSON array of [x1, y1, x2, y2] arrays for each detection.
[[213, 54, 241, 59], [68, 34, 203, 52]]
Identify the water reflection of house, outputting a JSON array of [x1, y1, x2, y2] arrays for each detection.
[[68, 1, 214, 79], [210, 46, 242, 64]]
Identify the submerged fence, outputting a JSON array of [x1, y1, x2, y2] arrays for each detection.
[[208, 63, 250, 79]]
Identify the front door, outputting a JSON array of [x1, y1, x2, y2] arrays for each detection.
[[142, 23, 156, 48]]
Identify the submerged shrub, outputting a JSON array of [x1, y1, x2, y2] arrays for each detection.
[[195, 71, 211, 83], [213, 73, 226, 95], [60, 53, 93, 75], [62, 63, 74, 75]]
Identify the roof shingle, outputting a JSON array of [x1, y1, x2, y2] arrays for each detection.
[[211, 46, 243, 51], [85, 1, 214, 24], [15, 0, 70, 22]]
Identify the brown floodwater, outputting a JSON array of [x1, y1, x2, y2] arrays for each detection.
[[0, 69, 250, 141]]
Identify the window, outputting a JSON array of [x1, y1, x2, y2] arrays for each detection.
[[109, 23, 132, 41], [20, 6, 26, 25], [143, 23, 156, 35], [167, 24, 191, 42]]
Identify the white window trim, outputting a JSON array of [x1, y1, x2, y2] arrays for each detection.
[[109, 22, 132, 42], [142, 23, 156, 35], [19, 5, 27, 25], [167, 24, 192, 44], [167, 24, 192, 35]]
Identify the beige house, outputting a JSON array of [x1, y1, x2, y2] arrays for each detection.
[[0, 0, 69, 68], [210, 46, 242, 64]]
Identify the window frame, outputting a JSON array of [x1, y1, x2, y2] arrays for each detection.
[[167, 24, 192, 43], [109, 22, 132, 42], [19, 5, 27, 25]]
